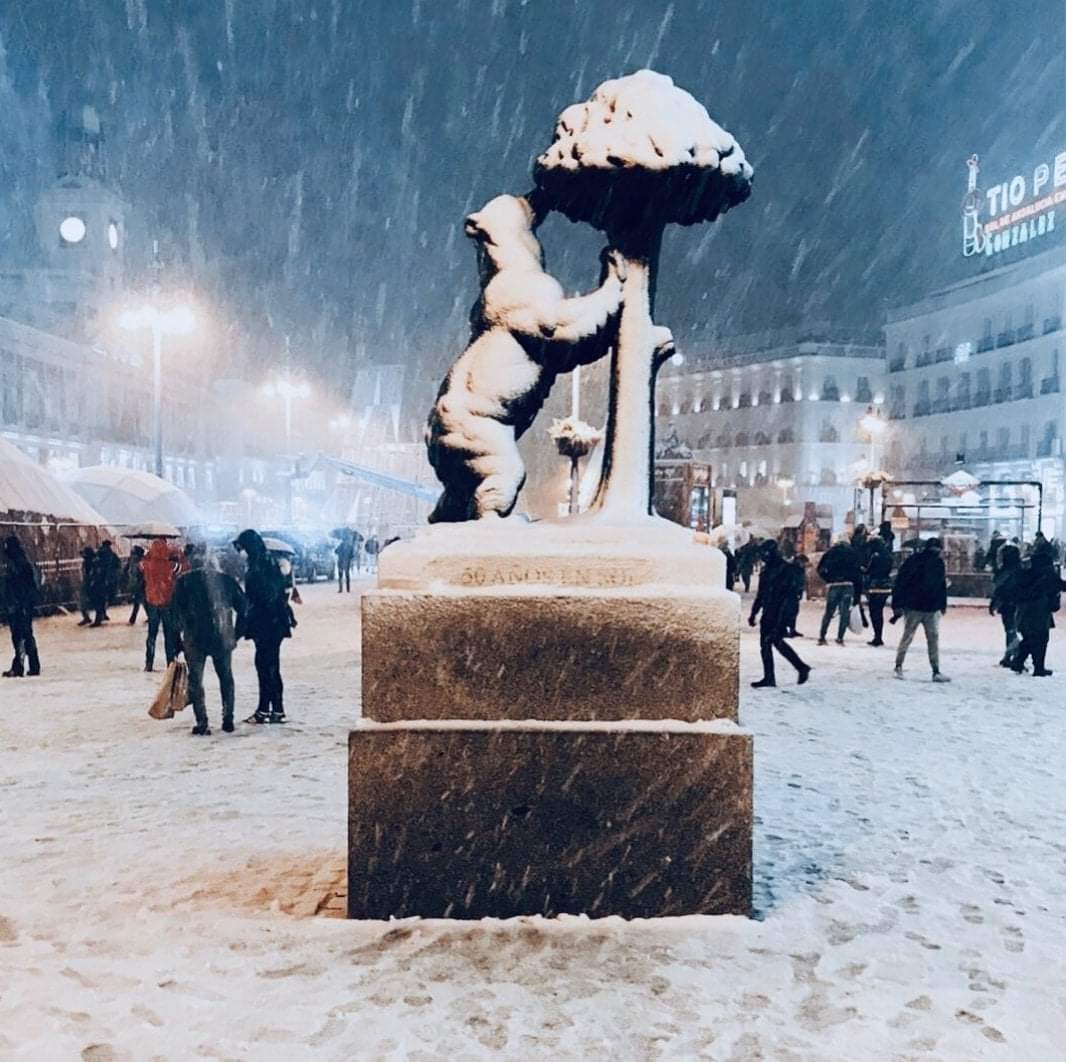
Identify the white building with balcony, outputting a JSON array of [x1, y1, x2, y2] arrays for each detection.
[[884, 242, 1066, 538], [655, 329, 885, 530]]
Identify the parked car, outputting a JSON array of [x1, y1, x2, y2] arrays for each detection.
[[260, 529, 336, 583]]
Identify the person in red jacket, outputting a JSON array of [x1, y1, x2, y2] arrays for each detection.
[[141, 538, 182, 672]]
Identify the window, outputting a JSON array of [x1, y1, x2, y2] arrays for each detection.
[[995, 361, 1012, 402], [715, 432, 731, 448], [975, 367, 991, 404], [757, 389, 772, 407], [978, 318, 994, 352], [1018, 357, 1033, 399], [1043, 349, 1061, 394], [888, 384, 906, 419], [737, 392, 752, 408], [890, 343, 907, 372], [996, 427, 1010, 453], [735, 431, 750, 447], [855, 376, 872, 403], [914, 380, 931, 416], [821, 376, 840, 401], [979, 430, 988, 455], [779, 385, 795, 402], [819, 467, 837, 485], [818, 420, 839, 443], [934, 376, 950, 412], [1020, 424, 1031, 455], [1038, 420, 1059, 457], [956, 372, 971, 409], [777, 427, 795, 444], [753, 431, 771, 446]]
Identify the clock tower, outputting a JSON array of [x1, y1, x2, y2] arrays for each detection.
[[0, 103, 131, 339]]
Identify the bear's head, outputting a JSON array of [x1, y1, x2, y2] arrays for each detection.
[[464, 194, 543, 273]]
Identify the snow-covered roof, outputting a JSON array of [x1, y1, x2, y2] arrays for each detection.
[[62, 466, 204, 527], [0, 438, 108, 524]]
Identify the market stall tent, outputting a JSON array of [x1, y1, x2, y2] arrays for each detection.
[[62, 466, 204, 528]]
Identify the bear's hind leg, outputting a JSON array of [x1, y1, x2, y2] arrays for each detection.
[[470, 430, 526, 519]]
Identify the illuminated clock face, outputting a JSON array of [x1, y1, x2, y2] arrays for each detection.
[[59, 215, 86, 243], [108, 221, 119, 250]]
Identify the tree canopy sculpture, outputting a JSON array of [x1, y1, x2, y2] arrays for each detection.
[[534, 69, 753, 521]]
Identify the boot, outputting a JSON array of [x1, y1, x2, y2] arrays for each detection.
[[191, 723, 211, 735], [750, 677, 776, 688], [797, 666, 812, 685], [26, 646, 40, 677], [2, 659, 24, 678]]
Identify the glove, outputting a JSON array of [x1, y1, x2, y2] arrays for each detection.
[[748, 614, 757, 627]]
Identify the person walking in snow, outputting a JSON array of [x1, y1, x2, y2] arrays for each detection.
[[172, 547, 247, 735], [864, 536, 894, 647], [89, 540, 121, 626], [2, 535, 41, 678], [816, 534, 863, 645], [125, 545, 146, 625], [892, 537, 950, 682], [989, 543, 1023, 667], [77, 546, 96, 626], [1010, 543, 1065, 677], [335, 531, 355, 594], [364, 533, 380, 575], [748, 540, 812, 688], [234, 529, 295, 724], [987, 529, 1006, 574], [141, 539, 182, 671], [736, 539, 757, 593], [781, 553, 809, 638]]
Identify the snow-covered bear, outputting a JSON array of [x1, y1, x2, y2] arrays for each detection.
[[425, 193, 632, 523]]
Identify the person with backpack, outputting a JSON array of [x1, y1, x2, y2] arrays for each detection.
[[1010, 544, 1065, 677], [892, 538, 950, 682], [2, 535, 41, 678], [748, 539, 812, 688], [816, 534, 863, 645], [141, 538, 182, 672], [172, 547, 247, 735], [234, 529, 295, 724], [864, 537, 894, 647], [989, 543, 1023, 667]]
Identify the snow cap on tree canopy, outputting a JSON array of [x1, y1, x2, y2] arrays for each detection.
[[534, 69, 753, 233]]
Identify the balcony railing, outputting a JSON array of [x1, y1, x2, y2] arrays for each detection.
[[996, 331, 1016, 348], [952, 395, 972, 411], [915, 352, 933, 367], [992, 387, 1011, 403], [977, 336, 995, 353], [973, 391, 991, 407], [1014, 383, 1034, 400], [888, 358, 906, 372], [913, 401, 931, 417], [1044, 316, 1062, 335], [932, 398, 951, 414], [1041, 376, 1061, 395], [1017, 324, 1035, 342], [935, 346, 953, 363]]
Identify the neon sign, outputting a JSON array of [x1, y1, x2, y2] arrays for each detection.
[[962, 152, 1066, 258]]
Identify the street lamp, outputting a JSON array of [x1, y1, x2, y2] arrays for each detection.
[[262, 372, 311, 451], [857, 406, 889, 525], [120, 301, 196, 478]]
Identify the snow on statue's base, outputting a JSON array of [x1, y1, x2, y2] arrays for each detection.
[[350, 518, 751, 920], [347, 720, 752, 920], [362, 518, 739, 722]]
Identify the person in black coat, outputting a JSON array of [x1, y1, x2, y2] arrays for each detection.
[[864, 537, 894, 647], [989, 543, 1022, 667], [749, 540, 811, 688], [781, 554, 809, 638], [1011, 546, 1065, 677], [234, 529, 295, 723], [89, 540, 121, 626], [721, 544, 737, 592], [816, 537, 863, 645], [77, 546, 95, 626], [892, 538, 950, 681], [335, 531, 355, 594], [2, 536, 41, 678], [173, 548, 247, 734], [126, 545, 146, 624], [736, 540, 757, 593]]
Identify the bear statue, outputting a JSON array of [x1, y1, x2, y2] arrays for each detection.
[[426, 192, 670, 523]]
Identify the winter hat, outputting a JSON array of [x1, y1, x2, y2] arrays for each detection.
[[923, 537, 942, 552]]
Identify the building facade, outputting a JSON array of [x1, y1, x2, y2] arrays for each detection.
[[655, 330, 885, 530], [884, 242, 1066, 539]]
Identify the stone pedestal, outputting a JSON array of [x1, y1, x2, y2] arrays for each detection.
[[347, 721, 752, 919], [349, 517, 752, 919]]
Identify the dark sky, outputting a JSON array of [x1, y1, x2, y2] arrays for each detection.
[[1, 0, 1064, 389]]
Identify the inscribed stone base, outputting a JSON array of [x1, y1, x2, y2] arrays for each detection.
[[347, 720, 752, 920], [361, 586, 739, 722]]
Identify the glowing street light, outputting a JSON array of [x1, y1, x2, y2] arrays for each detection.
[[858, 406, 889, 526], [120, 301, 197, 477]]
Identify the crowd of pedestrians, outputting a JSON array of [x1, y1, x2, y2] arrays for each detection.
[[741, 520, 1064, 689]]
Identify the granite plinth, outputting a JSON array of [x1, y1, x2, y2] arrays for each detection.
[[347, 720, 753, 919], [361, 587, 739, 722]]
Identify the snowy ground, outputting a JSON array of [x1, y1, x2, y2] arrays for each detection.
[[2, 581, 1065, 1060]]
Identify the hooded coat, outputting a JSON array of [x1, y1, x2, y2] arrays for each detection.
[[234, 530, 294, 642], [142, 539, 181, 607], [3, 537, 39, 613]]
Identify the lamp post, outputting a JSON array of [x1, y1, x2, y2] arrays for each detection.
[[262, 372, 311, 452], [263, 372, 311, 525], [859, 406, 887, 525], [120, 302, 196, 478]]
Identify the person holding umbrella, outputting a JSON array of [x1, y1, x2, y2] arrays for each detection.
[[234, 530, 295, 724]]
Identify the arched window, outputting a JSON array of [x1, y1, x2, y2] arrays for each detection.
[[757, 390, 772, 407], [753, 431, 771, 446], [777, 427, 795, 444], [821, 376, 840, 401]]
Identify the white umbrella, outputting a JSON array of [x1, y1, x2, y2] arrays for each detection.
[[122, 521, 182, 539], [706, 523, 751, 548], [261, 536, 296, 555], [941, 469, 981, 494]]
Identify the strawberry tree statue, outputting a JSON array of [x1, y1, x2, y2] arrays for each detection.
[[534, 70, 753, 521]]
